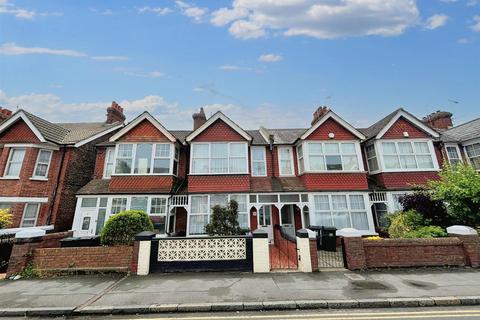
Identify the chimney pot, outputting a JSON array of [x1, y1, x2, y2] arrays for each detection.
[[422, 110, 453, 130], [311, 106, 330, 126], [106, 101, 126, 124], [192, 107, 207, 130], [0, 107, 13, 123]]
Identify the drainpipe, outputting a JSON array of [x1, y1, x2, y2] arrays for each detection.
[[46, 146, 67, 226]]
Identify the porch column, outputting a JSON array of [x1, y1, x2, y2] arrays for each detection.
[[252, 229, 270, 273], [296, 229, 316, 272], [134, 231, 155, 275]]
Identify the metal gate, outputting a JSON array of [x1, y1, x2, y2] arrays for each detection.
[[150, 236, 253, 273], [317, 237, 346, 269], [270, 225, 298, 270], [0, 234, 14, 273]]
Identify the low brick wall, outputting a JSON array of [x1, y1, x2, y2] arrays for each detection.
[[343, 234, 480, 270], [32, 246, 134, 272]]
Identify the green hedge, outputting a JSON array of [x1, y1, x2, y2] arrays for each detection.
[[100, 210, 154, 245]]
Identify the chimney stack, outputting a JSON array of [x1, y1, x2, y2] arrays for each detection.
[[192, 107, 207, 130], [311, 106, 330, 126], [422, 110, 453, 130], [106, 101, 126, 124], [0, 107, 13, 124]]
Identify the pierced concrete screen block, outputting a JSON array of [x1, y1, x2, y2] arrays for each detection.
[[157, 238, 247, 261], [447, 225, 478, 235]]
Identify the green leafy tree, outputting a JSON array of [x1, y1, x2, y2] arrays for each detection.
[[428, 164, 480, 227], [101, 210, 154, 245], [205, 200, 242, 236], [0, 208, 12, 229]]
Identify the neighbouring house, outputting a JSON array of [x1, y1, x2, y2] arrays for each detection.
[[0, 103, 125, 232]]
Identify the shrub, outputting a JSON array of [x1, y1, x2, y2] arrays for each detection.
[[399, 192, 452, 227], [101, 210, 154, 245], [428, 163, 480, 227], [388, 210, 426, 238], [205, 200, 242, 236], [365, 236, 383, 241], [0, 208, 12, 229], [403, 226, 447, 239]]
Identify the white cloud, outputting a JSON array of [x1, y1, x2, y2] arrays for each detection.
[[91, 55, 129, 61], [471, 15, 480, 32], [467, 0, 478, 6], [210, 0, 420, 40], [113, 67, 165, 78], [0, 0, 62, 19], [457, 37, 470, 44], [218, 64, 258, 72], [258, 53, 283, 63], [424, 14, 449, 30], [90, 8, 114, 15], [176, 1, 208, 23], [136, 6, 172, 16], [0, 42, 87, 57]]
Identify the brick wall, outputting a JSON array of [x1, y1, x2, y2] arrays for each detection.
[[109, 175, 174, 193], [383, 117, 431, 139], [371, 171, 440, 189], [301, 173, 369, 191], [188, 175, 250, 193], [194, 119, 246, 142], [93, 147, 107, 179], [0, 120, 40, 143], [309, 238, 319, 271], [118, 119, 171, 142], [342, 236, 480, 270], [32, 246, 134, 272], [305, 118, 358, 140]]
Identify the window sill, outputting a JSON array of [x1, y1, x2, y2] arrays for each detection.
[[111, 174, 173, 176], [188, 173, 249, 176], [30, 177, 49, 181], [300, 170, 368, 174], [0, 176, 20, 180]]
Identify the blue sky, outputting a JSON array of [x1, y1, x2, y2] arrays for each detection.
[[0, 0, 479, 129]]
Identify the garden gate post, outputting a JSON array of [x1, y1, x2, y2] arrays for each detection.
[[447, 225, 480, 268], [296, 229, 316, 272], [134, 231, 155, 275], [252, 229, 269, 273]]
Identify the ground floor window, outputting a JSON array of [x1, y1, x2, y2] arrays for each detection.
[[21, 203, 40, 227], [0, 203, 11, 211], [313, 194, 369, 230]]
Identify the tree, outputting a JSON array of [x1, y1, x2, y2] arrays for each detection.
[[428, 163, 480, 227], [399, 192, 452, 227], [205, 200, 242, 236], [0, 208, 12, 229], [101, 210, 154, 245]]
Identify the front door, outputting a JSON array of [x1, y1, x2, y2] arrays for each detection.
[[258, 205, 273, 242], [77, 209, 97, 237], [281, 205, 295, 237]]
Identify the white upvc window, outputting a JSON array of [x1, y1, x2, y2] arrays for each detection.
[[103, 148, 115, 178], [365, 144, 379, 172], [190, 142, 248, 174], [297, 144, 305, 174], [465, 142, 480, 170], [313, 194, 369, 231], [21, 203, 40, 227], [251, 146, 267, 176], [378, 140, 437, 172], [445, 144, 462, 166], [300, 141, 361, 172], [111, 197, 127, 214], [114, 143, 175, 175], [32, 149, 53, 179], [278, 147, 294, 176], [188, 194, 248, 235], [4, 148, 26, 178]]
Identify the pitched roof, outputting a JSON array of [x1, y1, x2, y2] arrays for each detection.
[[57, 122, 122, 144], [247, 130, 269, 145], [22, 110, 70, 144], [262, 128, 307, 144], [109, 111, 176, 142], [441, 117, 480, 143], [185, 111, 252, 142], [357, 108, 402, 139]]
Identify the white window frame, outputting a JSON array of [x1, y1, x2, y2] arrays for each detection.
[[375, 139, 439, 172], [278, 146, 295, 176], [251, 146, 267, 177], [3, 148, 26, 179], [21, 203, 40, 228], [298, 141, 364, 173], [445, 144, 463, 166], [365, 143, 380, 174], [103, 148, 115, 178], [32, 149, 53, 180], [113, 143, 175, 176], [297, 144, 305, 174], [463, 139, 480, 171], [189, 142, 249, 175]]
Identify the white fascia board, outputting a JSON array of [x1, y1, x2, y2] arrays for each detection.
[[0, 111, 46, 143], [300, 111, 366, 140], [0, 197, 49, 203], [185, 111, 252, 143], [109, 112, 175, 142], [3, 143, 60, 150], [376, 110, 440, 139], [258, 127, 271, 144], [75, 124, 123, 147]]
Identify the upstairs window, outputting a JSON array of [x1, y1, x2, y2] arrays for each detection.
[[33, 149, 53, 179], [365, 144, 379, 172], [251, 146, 267, 176], [465, 143, 480, 170], [297, 144, 305, 173], [305, 142, 360, 172], [381, 141, 434, 170], [191, 142, 248, 174], [445, 145, 462, 166], [21, 203, 40, 227], [104, 148, 115, 178], [278, 147, 294, 176], [4, 148, 26, 178], [114, 143, 174, 175]]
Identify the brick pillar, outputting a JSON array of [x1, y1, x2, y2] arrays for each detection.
[[447, 226, 480, 268], [134, 231, 155, 275], [310, 238, 319, 272], [252, 229, 269, 273], [6, 237, 43, 277], [342, 236, 366, 270]]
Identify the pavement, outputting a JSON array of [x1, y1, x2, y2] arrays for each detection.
[[1, 268, 480, 316]]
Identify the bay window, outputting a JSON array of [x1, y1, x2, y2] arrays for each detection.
[[381, 141, 434, 170], [301, 142, 360, 172], [251, 146, 267, 176], [278, 147, 294, 176], [314, 194, 369, 230], [465, 143, 480, 170], [445, 145, 462, 166], [114, 143, 175, 175], [191, 142, 248, 174], [33, 149, 52, 179], [4, 148, 26, 178]]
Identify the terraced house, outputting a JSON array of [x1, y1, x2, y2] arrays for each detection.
[[70, 105, 477, 241]]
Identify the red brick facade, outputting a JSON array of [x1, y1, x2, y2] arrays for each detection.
[[188, 175, 250, 193], [301, 173, 369, 191], [371, 171, 440, 189], [118, 119, 171, 142], [0, 120, 40, 143], [305, 118, 357, 140], [109, 175, 174, 193], [382, 117, 430, 139], [194, 119, 246, 142]]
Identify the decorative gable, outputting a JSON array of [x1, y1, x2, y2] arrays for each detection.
[[383, 117, 431, 139], [193, 119, 246, 142], [118, 119, 172, 142], [0, 119, 40, 143], [304, 118, 359, 140]]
